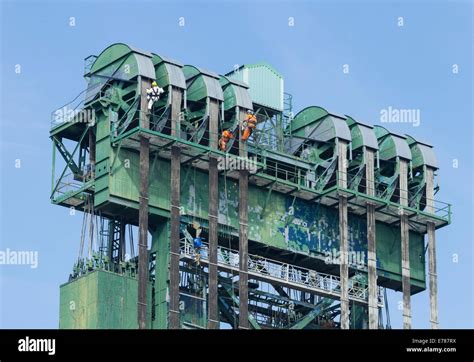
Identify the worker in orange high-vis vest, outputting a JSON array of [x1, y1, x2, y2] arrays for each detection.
[[241, 110, 257, 142], [219, 129, 234, 151]]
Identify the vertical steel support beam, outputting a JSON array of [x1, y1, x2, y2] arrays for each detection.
[[119, 220, 126, 261], [337, 140, 349, 329], [151, 222, 171, 329], [399, 159, 411, 329], [138, 155, 149, 323], [169, 87, 182, 329], [51, 140, 56, 195], [88, 127, 96, 179], [107, 219, 115, 261], [171, 88, 182, 137], [209, 99, 219, 149], [208, 99, 219, 329], [138, 77, 151, 329], [427, 222, 438, 329], [425, 167, 438, 329], [238, 108, 249, 329], [365, 148, 378, 329], [276, 113, 284, 152], [169, 146, 181, 329]]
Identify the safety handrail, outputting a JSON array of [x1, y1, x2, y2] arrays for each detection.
[[334, 170, 451, 220], [109, 113, 451, 222], [180, 238, 384, 306]]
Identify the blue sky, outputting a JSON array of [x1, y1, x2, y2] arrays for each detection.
[[0, 0, 472, 328]]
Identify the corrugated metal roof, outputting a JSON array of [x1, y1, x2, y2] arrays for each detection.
[[348, 117, 374, 129], [331, 117, 352, 142], [392, 136, 412, 160], [164, 63, 186, 89], [196, 67, 220, 80], [220, 76, 252, 110], [225, 77, 249, 89], [128, 45, 152, 58], [135, 53, 156, 80], [406, 135, 437, 169], [388, 130, 407, 139], [155, 54, 184, 67], [298, 116, 351, 143], [357, 124, 379, 150], [328, 112, 347, 120], [417, 143, 438, 168], [232, 84, 253, 109], [406, 135, 433, 148], [202, 77, 224, 101]]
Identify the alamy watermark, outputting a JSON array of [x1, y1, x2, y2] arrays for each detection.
[[0, 248, 38, 269], [52, 106, 96, 126], [217, 155, 257, 174], [18, 337, 55, 355], [324, 248, 366, 269], [380, 106, 420, 127]]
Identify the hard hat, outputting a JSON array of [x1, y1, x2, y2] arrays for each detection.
[[193, 237, 202, 248], [247, 110, 253, 114], [151, 81, 158, 87]]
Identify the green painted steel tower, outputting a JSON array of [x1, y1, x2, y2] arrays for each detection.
[[51, 43, 451, 329]]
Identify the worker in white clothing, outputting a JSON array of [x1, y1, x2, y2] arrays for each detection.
[[146, 81, 164, 110]]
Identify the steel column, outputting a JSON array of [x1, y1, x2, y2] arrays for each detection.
[[138, 77, 151, 329], [238, 108, 249, 329], [88, 127, 96, 179], [119, 220, 126, 261], [337, 140, 349, 329], [365, 148, 378, 329], [425, 167, 438, 328], [169, 146, 181, 329], [169, 87, 182, 329], [399, 159, 411, 329], [208, 99, 220, 329]]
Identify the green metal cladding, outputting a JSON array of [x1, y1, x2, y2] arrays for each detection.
[[59, 270, 151, 329], [227, 62, 284, 111], [95, 146, 426, 290]]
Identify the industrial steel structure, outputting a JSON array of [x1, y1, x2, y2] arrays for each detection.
[[51, 43, 451, 329]]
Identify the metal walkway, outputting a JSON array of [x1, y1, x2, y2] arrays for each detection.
[[180, 238, 384, 307]]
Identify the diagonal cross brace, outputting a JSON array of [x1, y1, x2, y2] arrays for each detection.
[[52, 136, 81, 175]]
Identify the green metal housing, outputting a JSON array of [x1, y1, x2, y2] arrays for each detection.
[[226, 62, 284, 112], [60, 270, 152, 329]]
